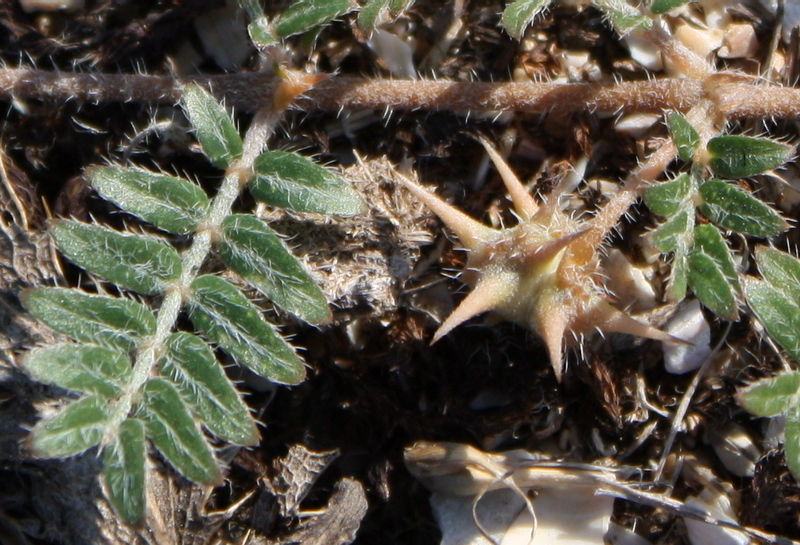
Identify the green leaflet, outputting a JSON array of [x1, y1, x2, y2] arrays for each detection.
[[104, 418, 147, 527], [52, 220, 181, 295], [650, 0, 691, 14], [699, 179, 786, 237], [219, 214, 331, 325], [745, 279, 800, 360], [358, 0, 390, 31], [591, 0, 651, 35], [651, 208, 693, 301], [752, 246, 800, 292], [667, 248, 690, 302], [707, 135, 794, 179], [183, 86, 243, 170], [141, 378, 221, 485], [23, 343, 131, 398], [159, 332, 259, 446], [248, 17, 276, 46], [274, 0, 354, 38], [358, 0, 415, 31], [250, 150, 365, 216], [240, 0, 276, 44], [738, 372, 800, 418], [27, 395, 110, 458], [188, 275, 306, 385], [688, 225, 739, 320], [88, 166, 210, 236], [22, 288, 156, 352], [388, 0, 414, 14], [645, 174, 693, 218], [786, 408, 800, 482], [652, 207, 694, 253], [666, 112, 700, 162], [501, 0, 551, 39]]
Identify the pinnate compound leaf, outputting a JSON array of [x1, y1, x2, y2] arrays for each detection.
[[219, 214, 331, 325], [250, 151, 365, 216], [500, 0, 551, 39], [738, 372, 800, 418], [753, 246, 800, 292], [591, 0, 652, 34], [744, 278, 800, 363], [688, 224, 739, 320], [22, 288, 155, 352], [23, 344, 131, 398], [650, 0, 691, 14], [160, 332, 259, 446], [275, 0, 354, 38], [52, 220, 181, 295], [707, 135, 793, 179], [189, 275, 305, 385], [786, 408, 800, 482], [699, 179, 786, 237], [88, 167, 210, 235], [27, 395, 110, 458], [645, 173, 693, 218], [666, 112, 700, 162], [183, 86, 243, 170], [141, 378, 221, 485], [104, 418, 146, 527]]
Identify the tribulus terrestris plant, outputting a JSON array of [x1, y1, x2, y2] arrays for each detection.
[[7, 0, 800, 538], [19, 75, 365, 525]]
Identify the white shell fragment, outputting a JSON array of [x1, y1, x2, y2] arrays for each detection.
[[622, 29, 664, 71], [429, 486, 615, 545], [605, 523, 654, 545], [706, 423, 760, 478], [194, 0, 250, 72], [367, 29, 418, 79], [684, 487, 749, 545], [662, 299, 711, 375], [614, 114, 661, 138], [602, 249, 657, 313], [19, 0, 83, 12]]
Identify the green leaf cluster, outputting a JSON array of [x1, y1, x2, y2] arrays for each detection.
[[242, 0, 653, 45], [500, 0, 651, 39], [21, 85, 364, 526], [240, 0, 417, 43], [645, 112, 790, 319]]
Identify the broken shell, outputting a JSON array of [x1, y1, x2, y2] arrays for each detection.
[[706, 422, 760, 478], [662, 299, 711, 375], [684, 487, 749, 545]]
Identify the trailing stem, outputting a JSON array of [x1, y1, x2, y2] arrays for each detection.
[[3, 68, 800, 119]]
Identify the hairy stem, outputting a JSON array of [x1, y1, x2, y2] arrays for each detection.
[[3, 68, 800, 119]]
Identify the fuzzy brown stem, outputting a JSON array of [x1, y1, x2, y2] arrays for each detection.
[[3, 68, 800, 119], [571, 140, 678, 266]]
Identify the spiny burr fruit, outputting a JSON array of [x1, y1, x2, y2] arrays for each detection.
[[397, 140, 674, 380]]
